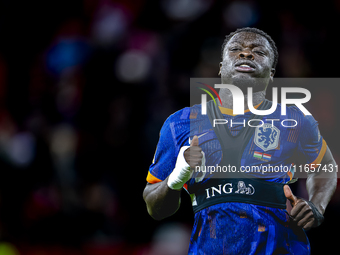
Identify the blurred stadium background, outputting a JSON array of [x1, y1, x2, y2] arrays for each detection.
[[0, 0, 338, 254]]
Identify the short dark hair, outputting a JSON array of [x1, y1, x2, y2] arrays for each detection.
[[221, 27, 278, 69]]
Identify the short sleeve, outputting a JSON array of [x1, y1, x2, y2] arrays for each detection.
[[146, 117, 179, 183], [297, 114, 327, 165]]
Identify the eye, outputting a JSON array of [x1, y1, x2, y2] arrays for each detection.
[[229, 47, 240, 52], [255, 51, 266, 56]]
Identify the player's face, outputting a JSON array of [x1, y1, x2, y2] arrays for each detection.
[[220, 32, 275, 91]]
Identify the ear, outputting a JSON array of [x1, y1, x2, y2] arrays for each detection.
[[218, 62, 222, 75], [270, 68, 275, 82]]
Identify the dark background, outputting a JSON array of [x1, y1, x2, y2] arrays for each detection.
[[0, 0, 338, 254]]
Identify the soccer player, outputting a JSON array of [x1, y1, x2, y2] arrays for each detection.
[[143, 27, 337, 254]]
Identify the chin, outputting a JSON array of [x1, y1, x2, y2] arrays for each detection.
[[222, 74, 268, 93]]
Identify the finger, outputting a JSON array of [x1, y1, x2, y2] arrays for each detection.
[[190, 135, 199, 147], [290, 201, 305, 218], [190, 146, 202, 153], [303, 221, 315, 231], [297, 211, 314, 228], [184, 146, 201, 156], [294, 205, 311, 223], [189, 158, 202, 169], [192, 160, 202, 167], [186, 148, 202, 158], [284, 185, 298, 207]]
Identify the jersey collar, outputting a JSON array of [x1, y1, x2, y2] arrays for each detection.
[[218, 101, 263, 116]]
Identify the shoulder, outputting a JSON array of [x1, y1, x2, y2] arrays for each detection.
[[287, 105, 307, 116], [159, 106, 195, 137], [262, 100, 309, 117], [165, 107, 190, 122], [286, 106, 321, 145], [163, 104, 202, 125], [161, 105, 204, 144], [287, 105, 318, 126]]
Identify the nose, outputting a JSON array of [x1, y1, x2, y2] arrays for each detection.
[[239, 50, 254, 60]]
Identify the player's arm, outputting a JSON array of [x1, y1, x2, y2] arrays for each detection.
[[306, 146, 337, 215], [143, 177, 181, 220], [285, 146, 337, 230], [284, 111, 337, 230], [143, 136, 202, 220]]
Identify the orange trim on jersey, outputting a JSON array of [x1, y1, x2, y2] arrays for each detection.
[[287, 171, 293, 181], [309, 139, 327, 165], [146, 172, 162, 184], [218, 101, 263, 116], [183, 183, 188, 191]]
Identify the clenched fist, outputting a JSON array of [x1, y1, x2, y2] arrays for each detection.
[[167, 135, 204, 190], [184, 135, 203, 169], [284, 185, 324, 231]]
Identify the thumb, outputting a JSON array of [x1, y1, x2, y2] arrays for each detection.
[[190, 135, 199, 146], [284, 185, 298, 207]]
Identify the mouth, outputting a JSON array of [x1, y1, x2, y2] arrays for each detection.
[[234, 61, 256, 73]]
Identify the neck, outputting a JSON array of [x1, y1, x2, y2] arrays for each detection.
[[218, 88, 266, 110]]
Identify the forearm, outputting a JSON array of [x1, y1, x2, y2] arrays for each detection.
[[143, 136, 202, 220], [143, 177, 182, 220], [306, 151, 337, 215], [306, 171, 337, 215]]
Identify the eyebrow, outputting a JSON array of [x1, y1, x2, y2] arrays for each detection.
[[228, 41, 266, 48]]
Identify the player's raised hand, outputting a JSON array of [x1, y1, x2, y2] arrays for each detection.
[[284, 185, 298, 207], [284, 185, 324, 230], [167, 136, 204, 190], [184, 136, 203, 169]]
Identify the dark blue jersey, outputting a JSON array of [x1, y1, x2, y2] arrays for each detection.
[[146, 101, 326, 254]]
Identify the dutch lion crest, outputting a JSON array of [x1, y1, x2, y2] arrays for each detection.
[[254, 123, 280, 151]]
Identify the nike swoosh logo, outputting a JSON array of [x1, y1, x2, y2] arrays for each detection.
[[189, 131, 209, 145]]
